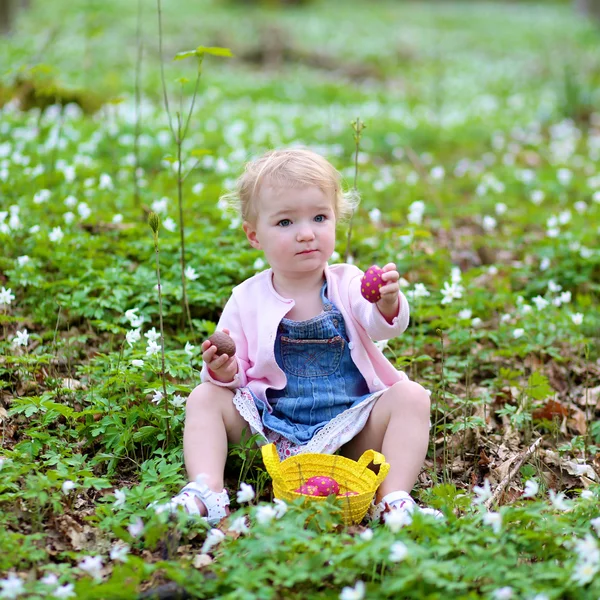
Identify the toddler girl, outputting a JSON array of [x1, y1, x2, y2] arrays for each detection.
[[163, 148, 436, 524]]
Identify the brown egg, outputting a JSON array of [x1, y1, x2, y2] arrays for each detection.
[[208, 331, 236, 357]]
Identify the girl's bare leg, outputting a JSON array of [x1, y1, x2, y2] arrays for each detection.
[[339, 380, 431, 503], [183, 382, 248, 514]]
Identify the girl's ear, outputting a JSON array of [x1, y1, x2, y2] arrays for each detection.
[[243, 221, 262, 250]]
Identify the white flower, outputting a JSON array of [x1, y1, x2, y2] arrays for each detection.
[[112, 214, 123, 224], [16, 256, 30, 267], [549, 490, 571, 511], [109, 543, 130, 562], [483, 511, 502, 534], [0, 574, 24, 599], [482, 215, 497, 232], [0, 287, 15, 306], [11, 329, 29, 347], [558, 210, 572, 225], [531, 296, 549, 311], [471, 317, 482, 328], [126, 328, 141, 347], [40, 574, 59, 586], [540, 257, 550, 271], [171, 394, 186, 408], [127, 517, 144, 538], [63, 212, 75, 225], [574, 200, 587, 214], [572, 560, 599, 586], [369, 208, 382, 224], [359, 528, 374, 541], [113, 488, 127, 507], [237, 482, 255, 503], [228, 516, 249, 534], [253, 257, 266, 271], [78, 555, 104, 579], [163, 217, 176, 232], [273, 498, 288, 519], [62, 480, 76, 494], [192, 182, 204, 195], [495, 202, 507, 215], [49, 226, 64, 243], [458, 309, 472, 320], [430, 166, 445, 180], [580, 490, 594, 500], [590, 516, 600, 535], [77, 202, 91, 220], [573, 533, 600, 565], [151, 197, 169, 214], [513, 328, 525, 339], [146, 340, 161, 356], [144, 327, 160, 342], [440, 281, 464, 305], [184, 342, 195, 356], [151, 390, 163, 405], [389, 541, 409, 562], [523, 480, 539, 498], [255, 505, 278, 524], [547, 280, 562, 293], [571, 313, 583, 326], [52, 583, 76, 598], [558, 291, 571, 305], [384, 508, 412, 532], [557, 168, 572, 185], [530, 190, 544, 205], [374, 339, 389, 352], [473, 479, 492, 505], [492, 586, 513, 599], [64, 195, 77, 208], [125, 308, 144, 328], [340, 580, 365, 600], [201, 528, 225, 553], [131, 359, 144, 368], [99, 173, 113, 190], [406, 283, 431, 300], [33, 189, 51, 204], [185, 266, 199, 281]]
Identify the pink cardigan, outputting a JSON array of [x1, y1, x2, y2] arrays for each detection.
[[200, 263, 410, 404]]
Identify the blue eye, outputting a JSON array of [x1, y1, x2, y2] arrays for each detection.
[[314, 215, 326, 222], [278, 219, 291, 227]]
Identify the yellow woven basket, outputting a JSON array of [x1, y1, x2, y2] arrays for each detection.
[[261, 443, 389, 525]]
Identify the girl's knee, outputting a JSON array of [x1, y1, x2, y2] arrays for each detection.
[[186, 382, 234, 413], [390, 380, 431, 413]]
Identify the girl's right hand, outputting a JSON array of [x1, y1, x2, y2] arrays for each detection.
[[202, 327, 238, 383]]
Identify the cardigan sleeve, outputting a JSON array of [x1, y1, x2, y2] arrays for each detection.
[[347, 270, 410, 341], [200, 294, 249, 389]]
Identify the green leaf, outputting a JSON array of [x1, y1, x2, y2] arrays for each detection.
[[195, 46, 233, 58]]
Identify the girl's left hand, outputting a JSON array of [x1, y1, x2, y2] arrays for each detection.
[[377, 263, 401, 310]]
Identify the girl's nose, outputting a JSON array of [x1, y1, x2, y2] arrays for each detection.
[[297, 226, 315, 242]]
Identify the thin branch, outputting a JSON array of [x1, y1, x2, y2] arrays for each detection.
[[484, 437, 543, 510], [156, 0, 175, 140]]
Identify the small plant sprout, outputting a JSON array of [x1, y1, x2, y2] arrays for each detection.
[[148, 212, 171, 445], [344, 116, 365, 262]]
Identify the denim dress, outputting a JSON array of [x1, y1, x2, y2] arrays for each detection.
[[231, 280, 388, 458]]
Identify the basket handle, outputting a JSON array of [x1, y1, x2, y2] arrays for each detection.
[[356, 449, 390, 489], [261, 443, 288, 491]]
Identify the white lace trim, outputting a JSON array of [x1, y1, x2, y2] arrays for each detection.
[[231, 379, 408, 460]]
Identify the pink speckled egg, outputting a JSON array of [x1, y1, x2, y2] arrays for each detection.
[[304, 476, 340, 496], [360, 265, 384, 303], [294, 484, 320, 496]]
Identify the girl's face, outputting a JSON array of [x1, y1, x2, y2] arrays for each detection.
[[242, 184, 337, 277]]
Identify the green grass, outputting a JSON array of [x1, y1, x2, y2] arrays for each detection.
[[1, 0, 600, 598]]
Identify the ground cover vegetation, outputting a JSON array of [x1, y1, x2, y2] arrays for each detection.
[[1, 0, 600, 597]]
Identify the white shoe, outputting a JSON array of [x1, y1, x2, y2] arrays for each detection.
[[370, 490, 443, 523], [150, 481, 230, 526]]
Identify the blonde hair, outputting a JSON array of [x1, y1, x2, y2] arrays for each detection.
[[221, 147, 360, 226]]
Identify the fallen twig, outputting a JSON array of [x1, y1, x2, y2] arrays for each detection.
[[484, 436, 543, 509]]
